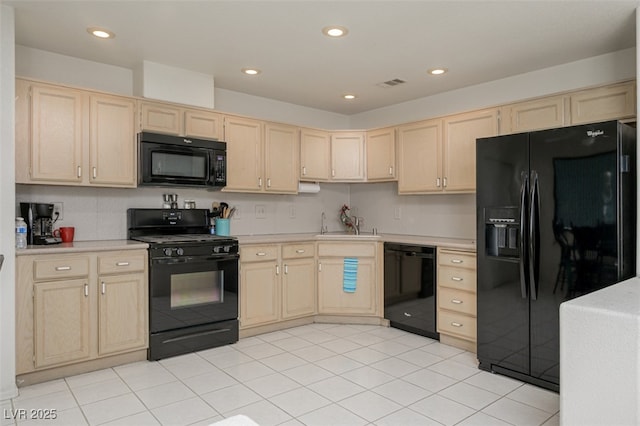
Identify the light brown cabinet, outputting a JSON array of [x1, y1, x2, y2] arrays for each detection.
[[330, 132, 365, 181], [16, 250, 148, 376], [139, 101, 223, 140], [366, 127, 396, 181], [240, 243, 316, 329], [397, 119, 442, 193], [300, 128, 331, 181], [224, 118, 299, 194], [317, 242, 382, 316], [437, 248, 477, 352], [15, 79, 136, 187], [501, 95, 569, 134], [570, 81, 636, 125]]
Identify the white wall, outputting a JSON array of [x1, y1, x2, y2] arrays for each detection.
[[0, 5, 17, 400]]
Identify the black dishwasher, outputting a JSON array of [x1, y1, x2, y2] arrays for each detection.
[[384, 243, 438, 339]]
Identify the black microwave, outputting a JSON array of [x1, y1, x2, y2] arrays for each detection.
[[138, 132, 226, 189]]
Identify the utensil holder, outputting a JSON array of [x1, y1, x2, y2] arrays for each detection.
[[215, 218, 230, 236]]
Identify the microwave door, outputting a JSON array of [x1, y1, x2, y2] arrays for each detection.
[[142, 145, 210, 186]]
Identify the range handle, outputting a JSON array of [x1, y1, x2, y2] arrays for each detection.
[[529, 170, 540, 300], [519, 171, 529, 299]]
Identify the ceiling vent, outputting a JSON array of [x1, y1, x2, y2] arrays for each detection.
[[377, 78, 406, 88]]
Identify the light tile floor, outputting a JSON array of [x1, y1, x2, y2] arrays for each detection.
[[2, 324, 560, 426]]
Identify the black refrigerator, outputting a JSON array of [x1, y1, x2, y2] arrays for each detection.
[[476, 120, 636, 392]]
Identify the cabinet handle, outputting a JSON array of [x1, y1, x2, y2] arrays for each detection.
[[258, 177, 263, 188], [267, 178, 271, 188], [84, 283, 89, 297], [77, 166, 82, 178], [55, 266, 71, 271], [451, 259, 464, 264], [276, 265, 280, 275], [296, 249, 305, 254], [451, 276, 463, 281], [389, 166, 393, 175], [256, 252, 267, 256], [116, 262, 130, 266], [92, 167, 97, 179], [331, 169, 335, 177], [443, 177, 448, 187], [101, 282, 106, 295], [302, 166, 307, 176], [451, 322, 463, 327], [284, 265, 288, 274], [436, 177, 441, 187], [451, 299, 463, 304], [318, 262, 322, 272]]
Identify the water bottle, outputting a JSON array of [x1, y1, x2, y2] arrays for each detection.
[[16, 217, 28, 249]]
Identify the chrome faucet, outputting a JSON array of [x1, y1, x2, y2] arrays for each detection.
[[353, 216, 360, 235], [321, 212, 328, 234]]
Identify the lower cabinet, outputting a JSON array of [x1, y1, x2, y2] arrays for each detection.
[[240, 242, 316, 329], [317, 242, 382, 316], [16, 249, 148, 375], [436, 248, 477, 352]]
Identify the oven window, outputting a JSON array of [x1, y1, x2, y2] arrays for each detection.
[[152, 151, 207, 179], [171, 270, 223, 308]]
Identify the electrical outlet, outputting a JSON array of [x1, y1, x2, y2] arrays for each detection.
[[289, 205, 296, 219], [394, 206, 401, 220], [255, 204, 266, 219], [52, 202, 64, 221]]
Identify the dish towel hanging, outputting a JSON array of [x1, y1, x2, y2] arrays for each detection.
[[343, 257, 358, 293]]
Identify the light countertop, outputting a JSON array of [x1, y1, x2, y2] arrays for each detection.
[[15, 240, 149, 256]]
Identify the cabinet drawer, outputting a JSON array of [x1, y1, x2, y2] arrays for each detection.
[[98, 252, 146, 275], [438, 310, 477, 341], [438, 266, 476, 292], [282, 243, 315, 259], [34, 256, 90, 281], [240, 245, 279, 262], [438, 287, 476, 316], [438, 250, 476, 270], [317, 242, 376, 257]]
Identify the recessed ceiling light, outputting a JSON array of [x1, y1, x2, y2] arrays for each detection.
[[242, 68, 261, 75], [428, 68, 448, 76], [322, 26, 349, 38], [87, 27, 115, 39], [343, 94, 357, 100]]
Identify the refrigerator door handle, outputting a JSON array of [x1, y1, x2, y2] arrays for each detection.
[[519, 171, 529, 299], [529, 170, 540, 301]]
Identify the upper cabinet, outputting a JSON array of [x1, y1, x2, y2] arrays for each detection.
[[16, 79, 137, 187], [300, 128, 330, 181], [501, 95, 569, 134], [570, 81, 636, 125], [330, 132, 365, 181], [366, 127, 397, 181], [139, 101, 223, 140], [397, 119, 441, 193], [442, 108, 499, 193], [224, 116, 299, 194]]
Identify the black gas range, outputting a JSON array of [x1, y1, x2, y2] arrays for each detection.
[[128, 208, 239, 360]]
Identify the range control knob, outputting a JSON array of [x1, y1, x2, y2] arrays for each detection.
[[163, 248, 173, 257], [224, 245, 231, 253], [213, 246, 222, 254], [176, 248, 184, 256]]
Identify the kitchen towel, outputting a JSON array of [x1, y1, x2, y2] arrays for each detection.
[[343, 257, 358, 293]]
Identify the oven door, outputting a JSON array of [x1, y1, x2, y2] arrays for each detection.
[[149, 253, 238, 333]]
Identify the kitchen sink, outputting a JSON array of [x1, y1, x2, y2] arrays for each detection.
[[315, 232, 382, 240]]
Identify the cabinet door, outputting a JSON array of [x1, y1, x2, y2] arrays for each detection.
[[366, 127, 396, 181], [98, 273, 148, 355], [443, 109, 498, 192], [397, 119, 441, 193], [224, 116, 263, 192], [331, 132, 365, 181], [30, 85, 84, 183], [570, 81, 636, 125], [317, 257, 376, 315], [505, 96, 568, 133], [282, 258, 316, 319], [240, 261, 280, 327], [300, 129, 330, 181], [34, 279, 90, 368], [140, 102, 182, 135], [264, 122, 299, 194], [89, 94, 136, 187], [184, 110, 223, 139]]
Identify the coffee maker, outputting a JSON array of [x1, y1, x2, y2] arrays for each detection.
[[20, 203, 62, 245]]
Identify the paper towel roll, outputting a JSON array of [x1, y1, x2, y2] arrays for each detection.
[[298, 182, 321, 193]]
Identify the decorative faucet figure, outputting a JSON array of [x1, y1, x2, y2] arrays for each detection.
[[339, 204, 360, 235]]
